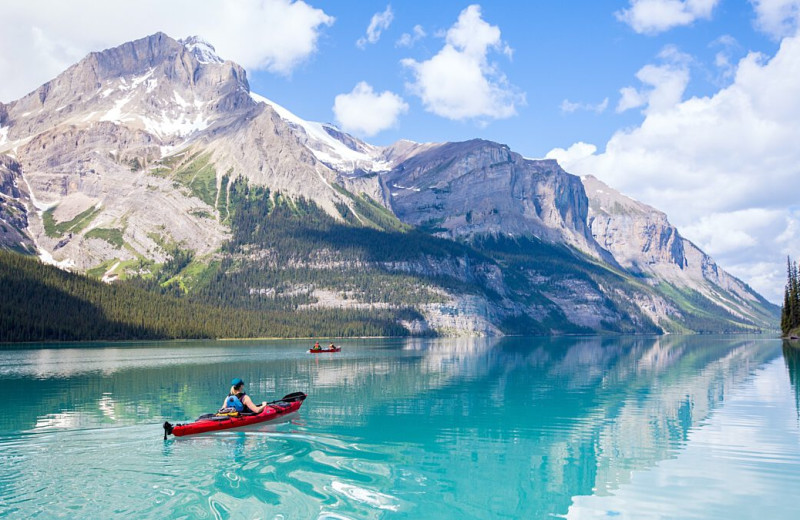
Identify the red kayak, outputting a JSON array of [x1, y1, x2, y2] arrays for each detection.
[[163, 392, 306, 438], [309, 347, 341, 353]]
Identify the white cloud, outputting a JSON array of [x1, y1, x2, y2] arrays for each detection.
[[561, 98, 609, 114], [549, 33, 800, 303], [616, 0, 720, 34], [401, 4, 524, 122], [546, 142, 598, 166], [396, 25, 426, 48], [616, 47, 692, 114], [617, 86, 648, 112], [711, 35, 741, 84], [357, 5, 394, 49], [682, 209, 777, 254], [751, 0, 800, 38], [0, 0, 334, 102], [333, 81, 408, 137]]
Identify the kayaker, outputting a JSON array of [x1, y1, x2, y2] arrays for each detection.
[[222, 378, 267, 414], [329, 342, 336, 349], [312, 342, 321, 350]]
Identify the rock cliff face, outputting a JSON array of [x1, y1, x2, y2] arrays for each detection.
[[583, 175, 686, 273], [384, 139, 614, 263], [0, 156, 34, 253], [0, 32, 779, 335], [583, 175, 773, 324]]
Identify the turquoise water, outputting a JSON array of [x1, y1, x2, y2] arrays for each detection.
[[1, 336, 799, 519]]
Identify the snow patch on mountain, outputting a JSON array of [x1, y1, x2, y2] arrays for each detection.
[[126, 69, 154, 91], [249, 92, 391, 174], [174, 92, 189, 107], [100, 95, 134, 123], [140, 111, 210, 138], [39, 247, 75, 270], [180, 36, 224, 64]]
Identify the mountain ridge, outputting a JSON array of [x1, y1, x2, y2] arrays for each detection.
[[0, 32, 779, 337]]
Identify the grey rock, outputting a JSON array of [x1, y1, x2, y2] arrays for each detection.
[[0, 155, 35, 253], [384, 139, 614, 263], [582, 174, 770, 323]]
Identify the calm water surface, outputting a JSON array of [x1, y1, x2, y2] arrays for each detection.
[[1, 336, 799, 519]]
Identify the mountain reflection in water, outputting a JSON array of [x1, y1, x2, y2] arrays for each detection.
[[0, 336, 795, 519]]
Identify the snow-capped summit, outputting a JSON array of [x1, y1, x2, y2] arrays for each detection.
[[179, 36, 224, 64]]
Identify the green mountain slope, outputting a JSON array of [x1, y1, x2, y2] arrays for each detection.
[[0, 182, 779, 342], [0, 250, 410, 343]]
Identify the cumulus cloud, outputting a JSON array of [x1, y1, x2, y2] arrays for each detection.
[[0, 0, 334, 102], [546, 142, 598, 166], [616, 47, 692, 114], [396, 24, 426, 48], [401, 4, 524, 122], [549, 34, 800, 303], [561, 98, 609, 114], [333, 81, 408, 136], [751, 0, 800, 38], [357, 5, 394, 49], [616, 0, 720, 34]]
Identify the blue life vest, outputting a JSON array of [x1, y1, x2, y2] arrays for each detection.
[[224, 393, 245, 412]]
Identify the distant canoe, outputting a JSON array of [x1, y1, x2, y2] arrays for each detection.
[[309, 347, 341, 353]]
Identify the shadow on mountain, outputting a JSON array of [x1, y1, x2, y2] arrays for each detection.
[[0, 257, 156, 342]]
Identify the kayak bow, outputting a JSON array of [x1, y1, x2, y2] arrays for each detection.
[[163, 392, 306, 439]]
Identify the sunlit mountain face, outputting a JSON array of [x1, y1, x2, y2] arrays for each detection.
[[0, 33, 779, 336]]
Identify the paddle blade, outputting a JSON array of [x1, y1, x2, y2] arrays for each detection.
[[281, 392, 307, 403]]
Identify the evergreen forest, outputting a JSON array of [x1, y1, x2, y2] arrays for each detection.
[[0, 250, 410, 343], [0, 179, 781, 343], [782, 257, 800, 336]]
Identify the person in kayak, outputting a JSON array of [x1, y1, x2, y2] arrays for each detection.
[[328, 342, 336, 349], [222, 378, 267, 414], [312, 342, 321, 350]]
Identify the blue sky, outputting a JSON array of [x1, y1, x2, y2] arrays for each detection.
[[243, 1, 778, 156], [2, 0, 799, 303]]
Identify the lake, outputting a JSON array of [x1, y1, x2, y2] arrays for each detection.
[[1, 336, 799, 519]]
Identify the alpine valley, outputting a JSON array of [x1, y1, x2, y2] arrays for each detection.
[[0, 33, 779, 340]]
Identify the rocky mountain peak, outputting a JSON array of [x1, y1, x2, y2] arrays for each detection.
[[384, 139, 612, 261], [179, 36, 224, 64], [86, 32, 183, 83], [582, 174, 685, 272], [581, 174, 772, 321], [2, 32, 254, 147]]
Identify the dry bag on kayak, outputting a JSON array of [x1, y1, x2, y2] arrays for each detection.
[[223, 394, 244, 412]]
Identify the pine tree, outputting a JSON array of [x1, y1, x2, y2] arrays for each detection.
[[792, 260, 800, 330], [782, 283, 791, 334], [783, 256, 800, 335]]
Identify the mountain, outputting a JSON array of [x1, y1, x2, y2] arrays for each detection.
[[382, 139, 613, 262], [0, 33, 779, 338], [582, 175, 776, 328]]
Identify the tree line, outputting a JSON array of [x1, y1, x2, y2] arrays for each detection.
[[782, 257, 800, 335], [0, 250, 412, 343]]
